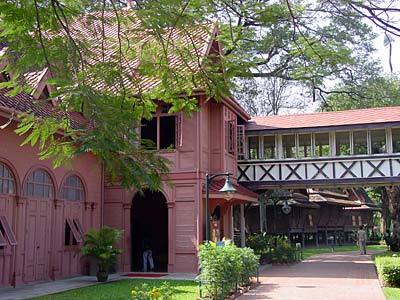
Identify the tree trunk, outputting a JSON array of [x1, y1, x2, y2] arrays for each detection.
[[387, 186, 400, 251], [381, 187, 391, 233]]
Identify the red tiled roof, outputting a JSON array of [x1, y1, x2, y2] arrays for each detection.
[[0, 11, 218, 127], [247, 106, 400, 132], [66, 11, 216, 94], [0, 88, 86, 129]]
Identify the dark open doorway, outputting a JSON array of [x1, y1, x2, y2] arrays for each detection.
[[131, 190, 168, 272]]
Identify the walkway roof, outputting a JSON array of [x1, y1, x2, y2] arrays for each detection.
[[247, 106, 400, 133]]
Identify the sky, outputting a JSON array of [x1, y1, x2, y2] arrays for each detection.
[[300, 30, 400, 114], [374, 34, 400, 73]]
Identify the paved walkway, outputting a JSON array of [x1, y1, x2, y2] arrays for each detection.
[[0, 273, 196, 300], [239, 250, 385, 300], [0, 251, 385, 300]]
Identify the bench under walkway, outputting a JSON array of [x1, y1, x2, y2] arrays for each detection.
[[239, 250, 385, 300]]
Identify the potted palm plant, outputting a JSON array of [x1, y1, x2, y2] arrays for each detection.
[[81, 226, 123, 282]]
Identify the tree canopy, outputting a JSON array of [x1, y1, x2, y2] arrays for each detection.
[[1, 0, 399, 189]]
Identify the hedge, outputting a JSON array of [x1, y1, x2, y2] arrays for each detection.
[[375, 254, 400, 287], [197, 241, 259, 299]]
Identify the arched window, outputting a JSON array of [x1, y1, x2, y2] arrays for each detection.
[[24, 169, 54, 198], [0, 162, 15, 195], [62, 175, 84, 201]]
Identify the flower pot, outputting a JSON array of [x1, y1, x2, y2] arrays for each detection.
[[96, 271, 109, 282]]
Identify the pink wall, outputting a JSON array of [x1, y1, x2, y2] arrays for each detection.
[[0, 118, 102, 287], [104, 97, 243, 274], [0, 92, 246, 283]]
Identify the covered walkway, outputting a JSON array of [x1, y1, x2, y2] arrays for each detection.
[[239, 250, 385, 300]]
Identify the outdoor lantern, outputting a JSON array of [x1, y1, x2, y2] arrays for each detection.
[[205, 172, 236, 242], [282, 200, 292, 214], [219, 175, 236, 200]]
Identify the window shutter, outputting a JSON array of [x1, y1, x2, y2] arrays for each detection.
[[224, 120, 229, 151], [74, 219, 85, 237], [73, 218, 85, 237], [175, 112, 183, 148], [0, 230, 7, 247], [237, 125, 245, 159], [228, 121, 236, 154], [0, 216, 17, 245], [67, 218, 82, 243]]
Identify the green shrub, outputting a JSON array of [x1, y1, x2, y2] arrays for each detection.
[[198, 241, 259, 300], [375, 255, 400, 287], [272, 237, 297, 263], [237, 247, 259, 286], [246, 233, 298, 264], [246, 232, 273, 255]]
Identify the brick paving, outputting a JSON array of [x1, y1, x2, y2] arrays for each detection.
[[0, 251, 385, 300], [239, 250, 385, 300]]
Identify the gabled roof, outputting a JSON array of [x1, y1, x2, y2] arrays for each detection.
[[0, 88, 86, 129], [247, 106, 400, 133], [0, 11, 224, 125], [66, 10, 218, 94], [0, 10, 236, 123]]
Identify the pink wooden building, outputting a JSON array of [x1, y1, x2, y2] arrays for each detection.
[[0, 19, 257, 286], [1, 9, 396, 288], [0, 112, 103, 286]]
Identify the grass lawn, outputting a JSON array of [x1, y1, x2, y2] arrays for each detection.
[[32, 279, 199, 300], [301, 244, 387, 260], [383, 287, 400, 300]]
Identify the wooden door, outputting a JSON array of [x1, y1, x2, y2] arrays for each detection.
[[24, 198, 51, 282], [0, 195, 15, 286], [62, 201, 84, 277]]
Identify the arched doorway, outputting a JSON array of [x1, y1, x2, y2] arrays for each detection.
[[131, 190, 168, 272]]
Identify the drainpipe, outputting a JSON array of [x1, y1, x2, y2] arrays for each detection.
[[11, 195, 18, 288], [197, 106, 202, 243], [101, 162, 105, 227]]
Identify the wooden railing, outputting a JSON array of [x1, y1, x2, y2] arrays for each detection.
[[238, 154, 400, 188]]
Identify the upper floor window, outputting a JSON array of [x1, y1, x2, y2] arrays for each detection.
[[237, 125, 245, 160], [140, 104, 179, 150], [282, 134, 295, 158], [247, 136, 260, 160], [62, 175, 84, 201], [263, 136, 276, 159], [392, 128, 400, 153], [224, 107, 237, 155], [298, 134, 311, 158], [371, 129, 386, 154], [227, 121, 236, 155], [353, 130, 368, 155], [314, 132, 330, 157], [0, 162, 15, 195], [335, 131, 350, 156], [24, 169, 54, 199]]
